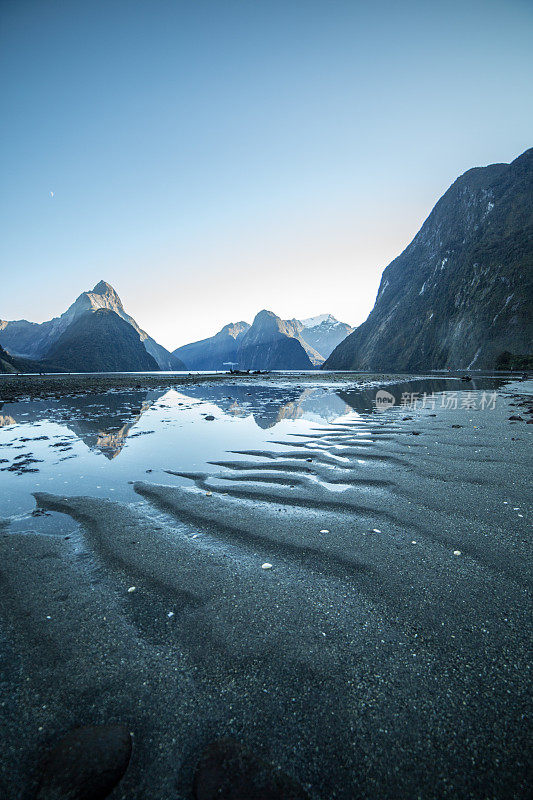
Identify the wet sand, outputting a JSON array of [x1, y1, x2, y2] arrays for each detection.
[[0, 371, 369, 401], [0, 379, 531, 799], [0, 370, 484, 402]]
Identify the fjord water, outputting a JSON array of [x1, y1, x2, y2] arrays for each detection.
[[0, 376, 531, 799]]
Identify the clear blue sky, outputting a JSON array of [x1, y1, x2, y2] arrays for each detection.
[[1, 0, 532, 349]]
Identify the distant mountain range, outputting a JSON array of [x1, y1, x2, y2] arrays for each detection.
[[173, 311, 353, 370], [0, 281, 185, 373], [172, 321, 250, 371], [0, 283, 352, 374], [324, 148, 533, 370], [237, 310, 314, 370], [3, 148, 530, 375]]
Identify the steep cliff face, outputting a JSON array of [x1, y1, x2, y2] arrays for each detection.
[[324, 148, 533, 370], [237, 311, 314, 370], [0, 281, 183, 370], [173, 322, 250, 370], [43, 309, 160, 372]]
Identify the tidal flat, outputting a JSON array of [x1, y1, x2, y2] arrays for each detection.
[[0, 374, 531, 799]]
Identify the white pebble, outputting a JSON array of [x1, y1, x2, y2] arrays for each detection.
[[127, 586, 136, 593], [261, 562, 273, 570], [453, 550, 461, 556], [320, 529, 329, 534]]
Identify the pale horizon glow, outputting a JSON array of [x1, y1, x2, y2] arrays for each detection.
[[1, 0, 532, 351]]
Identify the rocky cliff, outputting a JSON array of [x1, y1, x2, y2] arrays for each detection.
[[0, 281, 184, 370], [324, 148, 533, 370], [173, 322, 250, 370], [42, 309, 160, 373], [237, 310, 314, 370], [174, 313, 353, 369]]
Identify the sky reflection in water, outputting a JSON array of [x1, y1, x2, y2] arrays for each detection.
[[0, 377, 505, 526]]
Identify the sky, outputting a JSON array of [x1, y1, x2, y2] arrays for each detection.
[[1, 0, 532, 350]]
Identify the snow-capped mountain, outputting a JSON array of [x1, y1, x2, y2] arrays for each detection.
[[297, 315, 354, 360], [301, 314, 338, 328], [174, 312, 353, 369]]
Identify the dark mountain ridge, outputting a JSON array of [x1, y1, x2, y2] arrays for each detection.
[[237, 310, 314, 370], [0, 281, 184, 371], [42, 309, 160, 373], [173, 322, 250, 370], [324, 148, 533, 370], [174, 313, 352, 370]]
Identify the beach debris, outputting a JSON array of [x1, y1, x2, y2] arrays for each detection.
[[261, 562, 273, 570], [193, 737, 310, 800], [372, 528, 381, 533], [36, 725, 132, 800], [204, 415, 215, 421], [453, 550, 462, 556], [205, 491, 212, 497], [411, 540, 417, 544], [452, 424, 463, 428], [411, 431, 421, 435], [320, 529, 329, 533], [509, 415, 524, 421], [167, 611, 175, 618], [127, 586, 136, 593]]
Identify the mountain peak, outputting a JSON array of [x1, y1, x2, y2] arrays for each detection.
[[91, 280, 121, 299], [301, 314, 338, 328]]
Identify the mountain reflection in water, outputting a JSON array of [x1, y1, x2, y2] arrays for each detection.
[[0, 385, 353, 459], [0, 376, 507, 460]]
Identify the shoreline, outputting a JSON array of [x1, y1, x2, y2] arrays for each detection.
[[0, 369, 524, 402]]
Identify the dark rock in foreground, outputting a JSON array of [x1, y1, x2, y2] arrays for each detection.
[[36, 725, 132, 800]]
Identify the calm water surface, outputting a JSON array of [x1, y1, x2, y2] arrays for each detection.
[[0, 376, 510, 531]]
